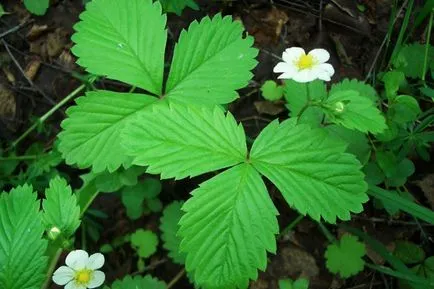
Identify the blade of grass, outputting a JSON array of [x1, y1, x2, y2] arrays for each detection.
[[365, 263, 434, 286], [414, 0, 434, 32], [422, 8, 434, 81]]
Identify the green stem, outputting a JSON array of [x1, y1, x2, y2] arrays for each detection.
[[365, 263, 434, 286], [297, 84, 311, 123], [0, 154, 39, 161], [279, 214, 304, 237], [317, 222, 337, 243], [422, 9, 434, 81], [9, 84, 86, 149], [41, 248, 62, 289]]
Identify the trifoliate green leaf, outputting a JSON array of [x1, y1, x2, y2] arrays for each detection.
[[330, 78, 378, 103], [394, 43, 434, 79], [0, 185, 48, 289], [325, 234, 366, 278], [94, 166, 144, 193], [42, 176, 80, 239], [412, 256, 434, 281], [388, 95, 421, 124], [325, 125, 371, 164], [250, 120, 368, 223], [159, 0, 198, 15], [376, 151, 415, 187], [179, 163, 279, 289], [122, 103, 247, 179], [160, 201, 186, 264], [261, 80, 284, 101], [279, 278, 309, 289], [111, 275, 167, 289], [382, 71, 406, 100], [363, 161, 385, 186], [324, 90, 387, 134], [72, 0, 167, 94], [284, 79, 326, 126], [26, 149, 62, 180], [23, 0, 49, 15], [165, 14, 258, 105], [121, 178, 161, 220], [394, 241, 426, 265], [58, 91, 157, 172], [130, 229, 159, 259]]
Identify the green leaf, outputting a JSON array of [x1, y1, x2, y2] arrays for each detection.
[[330, 78, 379, 103], [388, 95, 421, 124], [325, 125, 371, 164], [382, 71, 406, 99], [72, 0, 167, 94], [165, 14, 258, 105], [363, 161, 385, 186], [42, 176, 81, 238], [27, 149, 62, 180], [159, 0, 198, 15], [325, 234, 366, 278], [394, 43, 434, 79], [122, 103, 247, 179], [284, 79, 326, 126], [111, 275, 167, 289], [58, 91, 157, 172], [94, 166, 144, 193], [413, 256, 434, 281], [376, 151, 415, 187], [394, 241, 426, 265], [261, 80, 284, 101], [250, 120, 368, 223], [130, 229, 159, 259], [0, 185, 48, 289], [23, 0, 49, 15], [122, 178, 161, 220], [279, 278, 309, 289], [160, 201, 186, 264], [179, 163, 279, 289], [324, 90, 387, 134]]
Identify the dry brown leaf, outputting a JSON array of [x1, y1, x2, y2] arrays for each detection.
[[415, 174, 434, 209], [26, 24, 49, 41], [0, 84, 16, 119], [2, 67, 16, 84], [24, 57, 41, 80]]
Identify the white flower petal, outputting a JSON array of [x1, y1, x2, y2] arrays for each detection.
[[283, 47, 305, 64], [277, 72, 295, 79], [87, 253, 105, 270], [66, 250, 89, 270], [88, 271, 105, 288], [52, 266, 74, 285], [308, 49, 330, 63], [292, 69, 317, 83], [318, 63, 335, 75], [65, 282, 86, 289], [273, 62, 294, 73]]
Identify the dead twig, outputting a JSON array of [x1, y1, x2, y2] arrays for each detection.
[[0, 20, 33, 39]]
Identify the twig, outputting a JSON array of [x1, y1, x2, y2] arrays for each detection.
[[352, 215, 434, 226], [0, 20, 33, 39], [167, 269, 186, 289], [1, 39, 56, 105]]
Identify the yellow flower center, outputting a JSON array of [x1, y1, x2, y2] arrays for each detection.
[[75, 269, 92, 285], [296, 54, 315, 70]]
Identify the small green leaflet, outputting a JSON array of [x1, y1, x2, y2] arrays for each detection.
[[42, 176, 81, 238], [179, 163, 279, 289], [387, 95, 421, 124], [130, 229, 159, 259], [26, 149, 62, 180], [160, 201, 186, 264], [382, 71, 406, 100], [122, 178, 162, 220], [23, 0, 49, 15], [165, 14, 258, 105], [261, 80, 284, 101], [325, 234, 366, 278], [394, 43, 434, 79], [122, 103, 247, 179], [323, 90, 387, 134], [111, 275, 167, 289], [394, 241, 426, 265], [58, 91, 157, 173], [0, 185, 48, 289], [279, 278, 309, 289], [159, 0, 198, 15], [329, 78, 378, 103], [250, 120, 368, 223], [72, 0, 167, 94]]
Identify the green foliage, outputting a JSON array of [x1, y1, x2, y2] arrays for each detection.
[[111, 275, 167, 289], [72, 0, 167, 94], [122, 103, 247, 179], [179, 163, 279, 289], [387, 95, 421, 124], [42, 176, 80, 239], [323, 90, 387, 134], [375, 151, 415, 187], [0, 4, 8, 18], [261, 80, 284, 101], [159, 0, 198, 15], [412, 257, 434, 283], [26, 149, 62, 181], [160, 201, 186, 264], [23, 0, 49, 15], [0, 185, 48, 289], [394, 43, 434, 79], [279, 278, 309, 289], [122, 178, 162, 220], [382, 71, 406, 99], [329, 78, 378, 103], [250, 120, 368, 223], [165, 14, 258, 105], [59, 91, 157, 173], [325, 234, 366, 278], [394, 241, 426, 265], [130, 229, 159, 259], [93, 166, 144, 193]]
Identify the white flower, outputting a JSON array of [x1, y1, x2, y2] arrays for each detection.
[[273, 47, 335, 83], [52, 250, 105, 289]]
